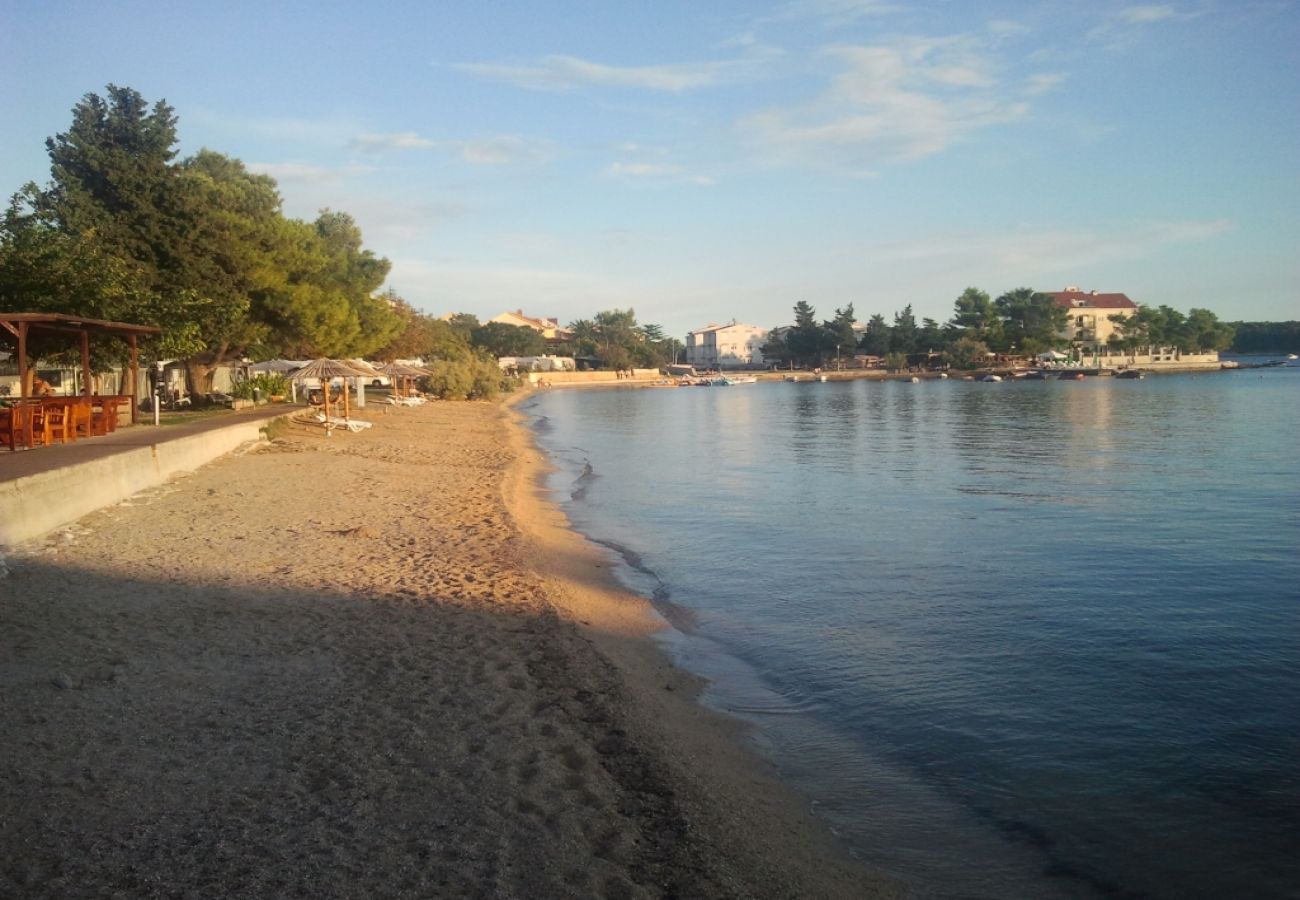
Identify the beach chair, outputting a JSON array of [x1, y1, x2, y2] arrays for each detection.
[[314, 413, 374, 432]]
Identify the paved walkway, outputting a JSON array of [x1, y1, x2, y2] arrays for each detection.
[[0, 405, 294, 484]]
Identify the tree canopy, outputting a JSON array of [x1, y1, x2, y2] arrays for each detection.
[[0, 85, 400, 389]]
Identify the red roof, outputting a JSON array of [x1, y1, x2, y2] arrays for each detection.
[[1047, 290, 1137, 310]]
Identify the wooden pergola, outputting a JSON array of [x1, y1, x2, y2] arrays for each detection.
[[0, 312, 161, 425]]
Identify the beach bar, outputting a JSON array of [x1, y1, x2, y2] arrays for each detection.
[[1, 313, 160, 448]]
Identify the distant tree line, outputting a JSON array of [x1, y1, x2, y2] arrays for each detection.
[[1226, 321, 1300, 354], [761, 288, 1235, 370], [761, 288, 1070, 369], [1105, 306, 1235, 356]]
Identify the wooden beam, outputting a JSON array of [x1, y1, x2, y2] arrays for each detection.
[[129, 336, 140, 424], [17, 322, 28, 401], [80, 332, 92, 398]]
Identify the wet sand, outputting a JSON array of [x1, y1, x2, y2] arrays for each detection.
[[0, 396, 898, 898]]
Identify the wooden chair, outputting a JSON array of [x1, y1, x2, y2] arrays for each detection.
[[0, 405, 29, 450], [3, 401, 41, 450], [69, 400, 93, 439], [39, 402, 70, 445]]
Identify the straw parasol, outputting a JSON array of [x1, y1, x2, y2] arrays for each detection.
[[379, 361, 429, 399], [248, 358, 303, 374], [289, 358, 371, 427]]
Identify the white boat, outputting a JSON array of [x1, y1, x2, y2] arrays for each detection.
[[784, 375, 800, 382], [722, 375, 758, 384], [979, 374, 1003, 382], [1288, 354, 1298, 360], [817, 375, 828, 382]]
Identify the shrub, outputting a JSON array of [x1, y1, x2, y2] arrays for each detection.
[[423, 355, 517, 400], [232, 373, 291, 400]]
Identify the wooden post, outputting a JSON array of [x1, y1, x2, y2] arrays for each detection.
[[80, 331, 91, 398], [17, 321, 28, 400], [128, 336, 140, 424]]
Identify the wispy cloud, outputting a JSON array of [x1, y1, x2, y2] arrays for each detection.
[[1089, 4, 1200, 48], [456, 135, 555, 166], [1119, 4, 1179, 24], [246, 162, 369, 184], [348, 132, 436, 154], [1023, 72, 1067, 96], [871, 219, 1235, 275], [453, 53, 743, 92], [742, 35, 1031, 172], [770, 0, 903, 24]]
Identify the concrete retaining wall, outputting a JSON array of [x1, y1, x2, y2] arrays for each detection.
[[0, 418, 273, 548]]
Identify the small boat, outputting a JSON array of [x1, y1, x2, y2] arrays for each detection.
[[979, 374, 1002, 382], [1022, 371, 1049, 380], [818, 375, 828, 382], [784, 375, 800, 382], [1059, 372, 1085, 380], [1115, 369, 1146, 379], [724, 375, 758, 384], [909, 376, 920, 383], [1288, 354, 1298, 360]]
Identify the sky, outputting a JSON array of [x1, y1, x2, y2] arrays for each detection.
[[2, 0, 1297, 338]]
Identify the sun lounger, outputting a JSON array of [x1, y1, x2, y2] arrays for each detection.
[[314, 413, 373, 432]]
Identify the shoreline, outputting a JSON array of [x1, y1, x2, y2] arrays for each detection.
[[501, 389, 898, 897], [0, 394, 896, 898]]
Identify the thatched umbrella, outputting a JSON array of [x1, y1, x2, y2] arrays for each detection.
[[379, 361, 428, 399], [290, 358, 370, 428]]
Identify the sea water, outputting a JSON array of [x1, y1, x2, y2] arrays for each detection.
[[523, 363, 1300, 900]]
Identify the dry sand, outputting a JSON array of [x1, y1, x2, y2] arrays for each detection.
[[0, 396, 899, 898]]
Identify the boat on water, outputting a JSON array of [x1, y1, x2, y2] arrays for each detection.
[[784, 375, 800, 382], [722, 375, 758, 384], [979, 374, 1003, 382], [1060, 372, 1086, 380], [1115, 370, 1146, 379], [1289, 354, 1298, 360]]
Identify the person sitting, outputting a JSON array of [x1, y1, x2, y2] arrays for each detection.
[[32, 375, 54, 396]]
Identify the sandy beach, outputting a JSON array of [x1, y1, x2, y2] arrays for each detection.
[[0, 395, 897, 898]]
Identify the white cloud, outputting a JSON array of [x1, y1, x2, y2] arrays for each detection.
[[869, 219, 1235, 276], [457, 135, 555, 165], [605, 162, 681, 178], [742, 36, 1030, 171], [771, 0, 902, 24], [349, 132, 436, 154], [603, 161, 716, 186], [246, 162, 369, 184], [1119, 5, 1178, 24], [1023, 72, 1067, 96], [454, 54, 739, 92]]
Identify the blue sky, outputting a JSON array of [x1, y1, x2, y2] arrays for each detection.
[[2, 0, 1297, 338]]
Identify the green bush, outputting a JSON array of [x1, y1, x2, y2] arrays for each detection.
[[232, 373, 291, 400], [423, 355, 516, 400]]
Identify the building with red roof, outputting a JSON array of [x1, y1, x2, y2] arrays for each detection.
[[1047, 287, 1138, 351]]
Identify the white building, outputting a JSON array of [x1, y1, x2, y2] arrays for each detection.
[[685, 321, 767, 370]]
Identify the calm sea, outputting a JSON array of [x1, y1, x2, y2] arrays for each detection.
[[522, 359, 1300, 900]]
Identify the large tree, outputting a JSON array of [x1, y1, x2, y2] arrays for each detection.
[[471, 321, 547, 357], [568, 308, 670, 367], [824, 304, 857, 368], [786, 301, 830, 366], [1, 85, 399, 392], [949, 287, 1003, 348], [994, 287, 1066, 354]]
